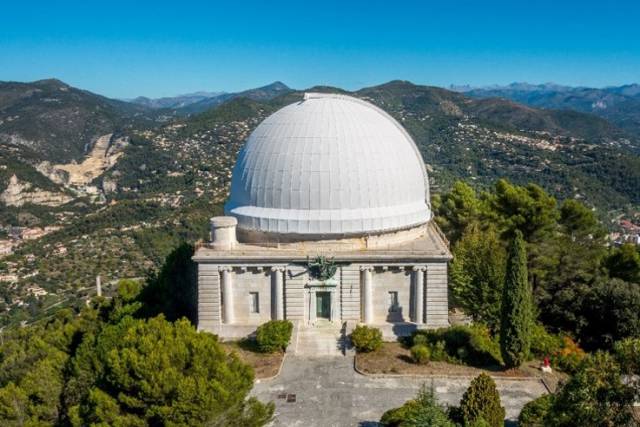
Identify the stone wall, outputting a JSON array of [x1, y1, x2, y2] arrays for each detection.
[[195, 259, 450, 337], [197, 264, 221, 332], [340, 265, 360, 320], [371, 268, 412, 323], [230, 268, 271, 324], [285, 266, 306, 320], [426, 263, 449, 327]]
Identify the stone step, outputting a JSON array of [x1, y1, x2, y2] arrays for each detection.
[[294, 325, 346, 357]]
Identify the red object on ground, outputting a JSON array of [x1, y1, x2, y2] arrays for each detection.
[[543, 356, 550, 367]]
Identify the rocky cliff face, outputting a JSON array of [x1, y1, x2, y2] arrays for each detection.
[[37, 133, 128, 190], [49, 134, 128, 187], [0, 174, 72, 207], [0, 79, 155, 163]]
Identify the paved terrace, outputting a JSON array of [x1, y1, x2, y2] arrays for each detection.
[[252, 355, 547, 427]]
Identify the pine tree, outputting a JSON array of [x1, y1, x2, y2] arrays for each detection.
[[500, 230, 534, 368], [459, 373, 505, 427], [405, 385, 455, 427]]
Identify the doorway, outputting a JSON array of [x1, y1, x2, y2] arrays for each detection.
[[316, 292, 331, 320]]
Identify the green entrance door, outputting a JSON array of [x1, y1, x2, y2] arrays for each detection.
[[316, 292, 331, 319]]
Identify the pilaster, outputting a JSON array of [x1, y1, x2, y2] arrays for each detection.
[[219, 266, 234, 324], [271, 266, 285, 320], [360, 266, 374, 324], [412, 266, 426, 324]]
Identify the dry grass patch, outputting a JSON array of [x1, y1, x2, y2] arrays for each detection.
[[221, 340, 284, 379]]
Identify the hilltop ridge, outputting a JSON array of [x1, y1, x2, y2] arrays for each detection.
[[1, 77, 639, 327], [465, 82, 640, 137]]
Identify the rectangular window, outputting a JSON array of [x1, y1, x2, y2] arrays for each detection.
[[250, 292, 259, 314], [389, 291, 399, 312]]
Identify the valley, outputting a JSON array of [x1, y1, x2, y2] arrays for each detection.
[[1, 79, 639, 327]]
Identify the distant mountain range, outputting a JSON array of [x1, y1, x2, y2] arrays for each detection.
[[1, 77, 639, 217], [2, 77, 640, 326], [128, 91, 226, 109], [0, 79, 292, 187], [127, 81, 291, 114], [0, 78, 157, 163], [141, 79, 640, 216], [128, 80, 640, 136], [463, 82, 640, 137]]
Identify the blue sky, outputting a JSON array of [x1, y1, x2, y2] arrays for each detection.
[[1, 0, 639, 98]]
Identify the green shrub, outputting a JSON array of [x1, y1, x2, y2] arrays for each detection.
[[380, 400, 421, 426], [117, 279, 142, 301], [459, 373, 505, 427], [255, 320, 293, 353], [72, 316, 274, 425], [351, 325, 383, 352], [411, 344, 430, 364], [551, 336, 586, 374], [380, 386, 454, 427], [457, 346, 469, 360], [518, 394, 553, 427], [468, 325, 502, 365], [613, 337, 640, 375], [413, 333, 428, 346], [439, 326, 470, 349], [430, 340, 449, 362], [412, 325, 502, 366], [547, 352, 636, 426], [530, 323, 563, 358], [467, 418, 492, 427]]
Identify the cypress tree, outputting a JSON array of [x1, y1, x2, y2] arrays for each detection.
[[500, 230, 534, 368]]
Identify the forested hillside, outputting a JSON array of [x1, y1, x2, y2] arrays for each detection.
[[356, 81, 640, 212], [0, 79, 158, 163], [1, 79, 640, 327], [466, 82, 640, 139]]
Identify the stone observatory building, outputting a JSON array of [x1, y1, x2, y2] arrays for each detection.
[[193, 93, 451, 339]]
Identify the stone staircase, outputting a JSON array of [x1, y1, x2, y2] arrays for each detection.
[[293, 321, 350, 357]]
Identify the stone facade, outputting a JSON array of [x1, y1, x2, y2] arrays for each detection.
[[193, 222, 451, 339], [193, 93, 453, 340]]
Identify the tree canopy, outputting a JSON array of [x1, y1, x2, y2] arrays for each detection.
[[67, 316, 271, 426], [0, 249, 273, 427], [521, 352, 639, 426], [436, 179, 639, 351], [449, 223, 505, 331]]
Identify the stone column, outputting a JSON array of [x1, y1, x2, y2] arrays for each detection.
[[330, 289, 337, 323], [360, 266, 374, 324], [413, 266, 426, 324], [309, 289, 317, 324], [271, 266, 285, 320], [220, 266, 234, 324]]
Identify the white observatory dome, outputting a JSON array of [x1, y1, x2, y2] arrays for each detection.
[[224, 93, 431, 240]]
